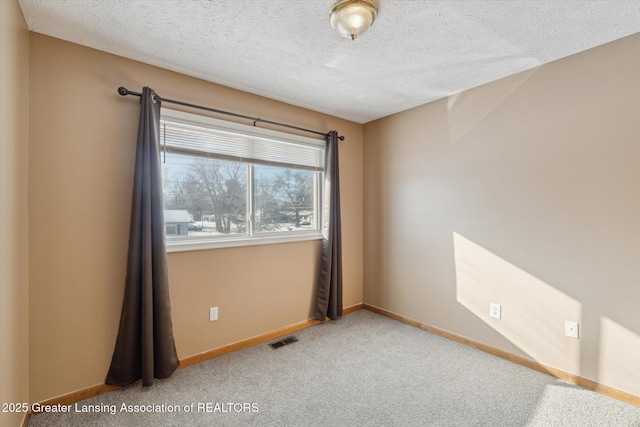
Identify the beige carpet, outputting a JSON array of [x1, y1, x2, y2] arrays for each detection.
[[29, 310, 640, 426]]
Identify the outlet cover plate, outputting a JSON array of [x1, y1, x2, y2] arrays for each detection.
[[490, 303, 502, 319], [210, 306, 218, 322], [565, 321, 579, 339]]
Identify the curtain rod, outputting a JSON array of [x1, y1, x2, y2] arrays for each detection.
[[117, 87, 344, 141]]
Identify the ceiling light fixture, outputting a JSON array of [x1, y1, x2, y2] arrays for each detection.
[[329, 0, 378, 40]]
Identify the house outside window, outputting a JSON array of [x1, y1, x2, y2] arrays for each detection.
[[164, 210, 191, 236]]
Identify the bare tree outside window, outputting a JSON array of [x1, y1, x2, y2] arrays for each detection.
[[255, 166, 316, 233], [274, 169, 313, 227], [162, 152, 319, 238], [190, 159, 246, 233], [254, 172, 280, 232], [164, 155, 247, 236]]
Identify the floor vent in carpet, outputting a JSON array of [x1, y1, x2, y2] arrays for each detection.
[[269, 336, 298, 349]]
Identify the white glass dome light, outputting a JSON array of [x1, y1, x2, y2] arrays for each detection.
[[329, 0, 378, 40]]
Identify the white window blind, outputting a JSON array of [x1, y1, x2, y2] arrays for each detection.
[[160, 112, 325, 172]]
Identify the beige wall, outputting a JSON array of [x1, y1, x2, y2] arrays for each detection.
[[364, 33, 640, 397], [28, 34, 363, 403], [0, 1, 30, 426], [15, 4, 639, 406]]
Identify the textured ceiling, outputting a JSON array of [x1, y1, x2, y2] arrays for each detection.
[[18, 0, 640, 123]]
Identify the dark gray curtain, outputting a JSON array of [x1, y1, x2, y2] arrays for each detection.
[[315, 131, 343, 320], [106, 87, 179, 387]]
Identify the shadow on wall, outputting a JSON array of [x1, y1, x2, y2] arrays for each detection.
[[453, 232, 640, 397], [446, 68, 539, 146]]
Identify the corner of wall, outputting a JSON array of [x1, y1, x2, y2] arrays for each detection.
[[0, 1, 30, 426]]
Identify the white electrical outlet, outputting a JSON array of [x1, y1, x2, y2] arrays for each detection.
[[565, 321, 579, 339], [489, 303, 502, 319], [209, 306, 218, 322]]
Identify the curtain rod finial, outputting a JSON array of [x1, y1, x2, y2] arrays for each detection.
[[118, 87, 128, 96], [338, 135, 345, 141]]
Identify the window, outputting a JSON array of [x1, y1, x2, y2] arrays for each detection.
[[160, 109, 324, 251], [165, 224, 177, 236]]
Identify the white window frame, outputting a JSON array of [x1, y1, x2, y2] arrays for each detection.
[[161, 109, 324, 253]]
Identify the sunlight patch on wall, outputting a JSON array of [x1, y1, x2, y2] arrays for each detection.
[[598, 317, 640, 396], [454, 232, 582, 374]]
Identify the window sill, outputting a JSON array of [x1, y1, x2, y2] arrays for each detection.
[[166, 232, 322, 253]]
